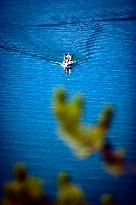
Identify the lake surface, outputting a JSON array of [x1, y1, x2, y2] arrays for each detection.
[[0, 0, 136, 204]]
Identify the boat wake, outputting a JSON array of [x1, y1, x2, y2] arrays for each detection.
[[0, 8, 136, 65]]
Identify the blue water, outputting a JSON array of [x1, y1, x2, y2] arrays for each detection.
[[0, 0, 136, 204]]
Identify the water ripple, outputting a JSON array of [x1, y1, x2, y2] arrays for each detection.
[[0, 11, 136, 64]]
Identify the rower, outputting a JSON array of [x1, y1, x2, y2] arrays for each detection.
[[65, 53, 72, 61], [64, 57, 69, 64]]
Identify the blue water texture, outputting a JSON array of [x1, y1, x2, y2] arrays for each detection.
[[0, 0, 136, 204]]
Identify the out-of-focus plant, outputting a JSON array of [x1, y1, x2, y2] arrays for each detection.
[[2, 162, 47, 205], [55, 171, 88, 205], [53, 88, 126, 176], [0, 85, 133, 205], [53, 88, 113, 158], [101, 194, 117, 205], [101, 141, 125, 176]]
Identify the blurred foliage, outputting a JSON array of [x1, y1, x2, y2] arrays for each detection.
[[53, 88, 125, 176], [55, 171, 88, 205], [1, 162, 121, 205], [53, 88, 113, 158], [2, 162, 47, 205], [101, 141, 125, 176], [0, 88, 131, 205], [101, 194, 117, 205]]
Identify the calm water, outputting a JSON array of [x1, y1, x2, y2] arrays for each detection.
[[0, 0, 136, 204]]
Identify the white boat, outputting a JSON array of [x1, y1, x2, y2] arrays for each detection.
[[61, 53, 76, 73], [61, 60, 75, 74], [62, 60, 74, 69]]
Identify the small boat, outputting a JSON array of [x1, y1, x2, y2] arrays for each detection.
[[61, 53, 75, 74], [62, 60, 74, 68], [62, 61, 75, 74]]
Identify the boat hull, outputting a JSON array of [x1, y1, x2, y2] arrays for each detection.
[[61, 61, 75, 69]]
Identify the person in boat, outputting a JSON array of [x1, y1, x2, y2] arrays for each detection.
[[63, 53, 72, 64], [63, 53, 73, 74], [66, 53, 72, 61], [63, 57, 69, 64]]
